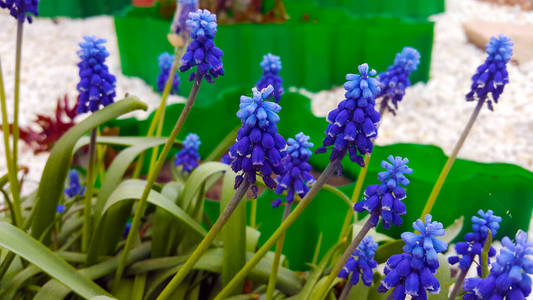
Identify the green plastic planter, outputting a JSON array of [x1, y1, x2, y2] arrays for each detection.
[[38, 0, 131, 18], [114, 0, 435, 107], [317, 0, 445, 19], [108, 88, 533, 270]]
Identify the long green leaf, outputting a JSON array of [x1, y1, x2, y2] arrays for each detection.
[[0, 222, 109, 298], [181, 162, 231, 212], [31, 97, 147, 243], [152, 181, 184, 258]]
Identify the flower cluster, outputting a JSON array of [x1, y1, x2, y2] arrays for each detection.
[[76, 36, 117, 114], [449, 210, 502, 275], [227, 86, 287, 194], [377, 47, 420, 115], [157, 53, 180, 95], [272, 132, 315, 208], [466, 34, 513, 110], [0, 0, 39, 23], [256, 53, 284, 103], [354, 155, 412, 229], [174, 133, 201, 173], [463, 231, 532, 300], [316, 64, 381, 167], [379, 215, 448, 300], [64, 169, 84, 198], [171, 0, 198, 37], [338, 236, 379, 286], [179, 9, 224, 83]]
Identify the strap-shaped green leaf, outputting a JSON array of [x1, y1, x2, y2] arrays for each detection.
[[181, 162, 232, 213], [31, 97, 147, 243], [0, 222, 110, 298]]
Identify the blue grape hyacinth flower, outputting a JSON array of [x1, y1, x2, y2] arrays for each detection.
[[157, 53, 180, 95], [316, 63, 381, 167], [354, 155, 412, 229], [449, 209, 502, 276], [76, 36, 117, 114], [179, 9, 224, 83], [272, 132, 315, 208], [338, 236, 379, 286], [256, 53, 284, 103], [466, 34, 513, 111], [56, 204, 66, 213], [377, 47, 420, 115], [171, 0, 198, 37], [64, 170, 85, 198], [463, 231, 533, 300], [378, 215, 448, 300], [0, 0, 39, 23], [174, 133, 201, 174], [227, 85, 287, 194]]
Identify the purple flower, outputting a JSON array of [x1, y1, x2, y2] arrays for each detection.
[[174, 133, 201, 173], [76, 36, 117, 114], [56, 204, 66, 213], [379, 215, 448, 300], [463, 231, 532, 300], [0, 0, 39, 23], [256, 53, 283, 103], [123, 218, 132, 239], [227, 86, 287, 195], [378, 47, 420, 115], [157, 53, 180, 95], [316, 64, 381, 167], [354, 155, 412, 229], [171, 0, 198, 37], [272, 132, 315, 208], [64, 170, 85, 198], [179, 9, 224, 83], [338, 236, 379, 286], [449, 210, 502, 276], [466, 34, 513, 111]]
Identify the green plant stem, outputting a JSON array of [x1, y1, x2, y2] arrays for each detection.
[[265, 201, 293, 300], [339, 280, 354, 300], [214, 159, 340, 300], [480, 230, 492, 278], [314, 218, 373, 300], [133, 44, 186, 178], [0, 59, 22, 227], [114, 73, 202, 291], [156, 181, 251, 300], [250, 198, 257, 228], [12, 21, 23, 180], [449, 264, 469, 300], [421, 99, 485, 218], [82, 128, 97, 252]]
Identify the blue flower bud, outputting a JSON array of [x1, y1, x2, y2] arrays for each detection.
[[64, 169, 85, 198], [256, 53, 283, 103], [174, 133, 201, 173], [0, 0, 39, 23], [338, 236, 378, 286], [171, 0, 198, 37], [157, 52, 180, 95]]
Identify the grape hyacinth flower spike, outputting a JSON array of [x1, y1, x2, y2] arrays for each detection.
[[179, 9, 224, 83], [377, 47, 420, 115], [174, 133, 201, 174], [463, 231, 533, 300], [0, 0, 39, 23], [354, 155, 412, 229], [256, 53, 284, 103], [64, 169, 85, 198], [338, 235, 379, 286], [379, 215, 448, 300], [171, 0, 198, 38], [157, 53, 180, 95], [272, 132, 315, 208], [466, 34, 513, 111], [227, 85, 287, 195], [316, 63, 381, 167], [76, 36, 117, 114]]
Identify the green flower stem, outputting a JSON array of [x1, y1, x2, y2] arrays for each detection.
[[133, 44, 186, 178], [449, 264, 470, 300], [81, 128, 97, 252], [339, 280, 354, 300], [113, 73, 202, 291], [314, 218, 373, 300], [421, 99, 485, 218], [0, 58, 22, 227], [265, 201, 293, 300], [12, 21, 23, 178], [481, 230, 492, 278], [250, 198, 257, 228], [156, 180, 252, 300], [214, 159, 340, 300]]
